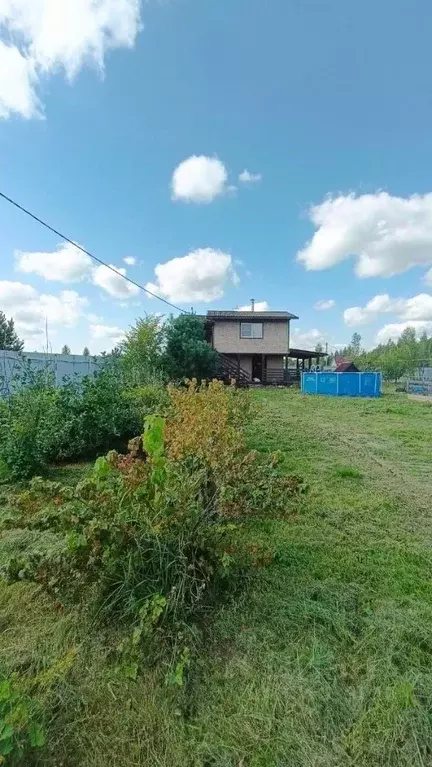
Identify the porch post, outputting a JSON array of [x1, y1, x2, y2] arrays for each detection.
[[308, 357, 312, 370]]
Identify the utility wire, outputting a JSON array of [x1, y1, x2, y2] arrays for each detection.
[[0, 191, 187, 315]]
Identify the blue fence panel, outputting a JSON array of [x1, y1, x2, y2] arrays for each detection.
[[338, 373, 360, 396], [360, 373, 380, 397], [316, 373, 338, 395], [302, 372, 381, 398], [302, 373, 319, 394]]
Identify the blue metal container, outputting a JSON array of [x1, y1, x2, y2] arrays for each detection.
[[301, 372, 381, 397]]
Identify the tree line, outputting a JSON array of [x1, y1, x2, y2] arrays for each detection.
[[332, 328, 432, 382]]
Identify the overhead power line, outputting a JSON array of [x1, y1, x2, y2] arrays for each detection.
[[0, 191, 187, 315]]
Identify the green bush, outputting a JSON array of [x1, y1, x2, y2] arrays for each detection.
[[0, 372, 60, 481], [123, 383, 169, 421], [2, 384, 303, 678], [0, 677, 45, 764], [0, 367, 145, 481], [54, 369, 142, 460]]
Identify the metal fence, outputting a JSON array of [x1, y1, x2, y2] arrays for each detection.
[[0, 351, 103, 398], [407, 380, 432, 397]]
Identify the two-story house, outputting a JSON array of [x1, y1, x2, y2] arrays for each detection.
[[206, 308, 299, 384]]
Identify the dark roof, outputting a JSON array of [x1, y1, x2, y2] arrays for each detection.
[[206, 310, 299, 321], [288, 347, 328, 360], [335, 361, 359, 373]]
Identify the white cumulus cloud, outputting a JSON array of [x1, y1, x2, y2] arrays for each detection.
[[238, 169, 262, 184], [376, 321, 432, 344], [89, 322, 125, 352], [314, 299, 335, 311], [171, 156, 228, 204], [15, 243, 139, 300], [16, 242, 93, 282], [145, 248, 238, 304], [291, 327, 327, 350], [0, 41, 41, 119], [238, 301, 269, 311], [0, 0, 141, 119], [344, 293, 432, 327], [123, 256, 136, 266], [92, 264, 140, 299], [297, 192, 432, 278], [0, 280, 87, 345]]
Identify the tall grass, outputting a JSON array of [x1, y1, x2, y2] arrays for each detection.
[[1, 388, 432, 765]]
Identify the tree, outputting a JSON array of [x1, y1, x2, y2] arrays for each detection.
[[0, 311, 24, 352], [83, 346, 90, 357], [315, 342, 324, 354], [351, 324, 432, 381], [119, 315, 164, 384], [163, 314, 219, 381], [351, 333, 362, 356], [61, 345, 71, 355], [380, 342, 408, 383]]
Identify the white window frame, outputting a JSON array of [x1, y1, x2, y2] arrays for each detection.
[[240, 322, 263, 339]]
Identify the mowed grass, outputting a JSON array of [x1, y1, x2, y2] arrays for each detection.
[[2, 390, 432, 765]]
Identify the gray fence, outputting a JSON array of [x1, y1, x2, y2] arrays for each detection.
[[407, 379, 432, 397], [0, 351, 103, 398]]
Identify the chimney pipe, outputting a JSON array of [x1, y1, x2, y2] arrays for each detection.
[[251, 298, 255, 312]]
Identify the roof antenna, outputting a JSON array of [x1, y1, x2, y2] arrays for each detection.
[[250, 298, 255, 312]]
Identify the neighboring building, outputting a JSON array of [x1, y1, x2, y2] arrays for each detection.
[[335, 361, 359, 373]]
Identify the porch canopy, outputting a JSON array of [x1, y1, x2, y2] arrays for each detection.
[[288, 347, 328, 371]]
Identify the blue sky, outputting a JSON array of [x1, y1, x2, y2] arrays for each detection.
[[2, 0, 432, 353]]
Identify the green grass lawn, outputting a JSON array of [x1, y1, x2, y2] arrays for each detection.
[[2, 389, 432, 766]]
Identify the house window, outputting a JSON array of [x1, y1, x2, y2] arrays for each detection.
[[240, 322, 263, 339]]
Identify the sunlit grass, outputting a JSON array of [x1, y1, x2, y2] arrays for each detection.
[[1, 389, 432, 765]]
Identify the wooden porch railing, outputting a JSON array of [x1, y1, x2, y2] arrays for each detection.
[[215, 357, 301, 387], [216, 353, 251, 386], [263, 368, 300, 386]]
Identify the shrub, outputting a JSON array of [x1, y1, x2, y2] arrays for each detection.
[[2, 382, 303, 661], [0, 677, 45, 764], [165, 379, 249, 470], [165, 380, 302, 519], [0, 372, 60, 481], [53, 368, 142, 460], [0, 367, 144, 481], [123, 383, 170, 421], [3, 422, 234, 669]]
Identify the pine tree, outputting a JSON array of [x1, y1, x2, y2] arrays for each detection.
[[83, 346, 90, 356], [0, 311, 24, 351], [163, 314, 219, 380], [61, 344, 71, 355]]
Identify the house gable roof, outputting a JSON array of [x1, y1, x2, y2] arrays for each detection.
[[206, 310, 298, 321]]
